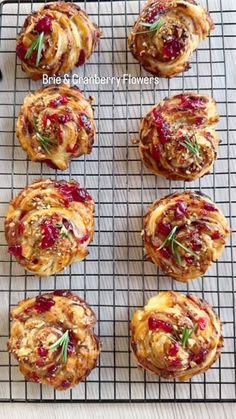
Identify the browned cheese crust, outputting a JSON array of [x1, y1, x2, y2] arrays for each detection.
[[16, 84, 96, 170], [5, 179, 95, 277], [144, 191, 230, 282], [128, 0, 214, 77], [131, 291, 223, 381], [8, 291, 101, 390], [139, 93, 219, 181], [16, 2, 101, 80]]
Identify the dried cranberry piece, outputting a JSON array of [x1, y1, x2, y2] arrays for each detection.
[[8, 245, 22, 259], [212, 231, 221, 240], [191, 238, 202, 251], [28, 372, 40, 383], [49, 96, 68, 108], [153, 109, 171, 144], [16, 42, 27, 60], [58, 114, 72, 124], [61, 380, 71, 389], [203, 202, 218, 212], [38, 347, 48, 357], [46, 113, 59, 123], [195, 117, 205, 125], [53, 290, 70, 296], [185, 256, 194, 265], [163, 39, 182, 59], [76, 49, 86, 66], [148, 317, 173, 333], [78, 231, 90, 245], [47, 364, 59, 376], [57, 183, 92, 203], [146, 4, 167, 22], [157, 222, 172, 236], [169, 358, 182, 369], [190, 349, 208, 365], [79, 113, 92, 132], [41, 220, 60, 249], [45, 160, 58, 170], [28, 50, 37, 65], [180, 95, 205, 110], [175, 201, 187, 219], [34, 296, 55, 313], [151, 144, 161, 160], [68, 330, 77, 356], [169, 342, 179, 357], [198, 317, 208, 331], [18, 222, 25, 235], [159, 246, 172, 259], [35, 15, 54, 33]]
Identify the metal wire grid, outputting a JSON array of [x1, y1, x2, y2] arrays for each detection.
[[0, 0, 235, 403]]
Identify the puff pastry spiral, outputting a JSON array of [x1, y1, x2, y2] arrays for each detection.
[[8, 291, 101, 390], [16, 2, 101, 80], [16, 84, 96, 171], [144, 191, 230, 282], [5, 179, 95, 277], [131, 291, 223, 381], [128, 0, 214, 77], [140, 93, 220, 181]]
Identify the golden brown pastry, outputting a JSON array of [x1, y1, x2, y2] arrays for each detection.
[[8, 291, 101, 390], [16, 2, 101, 80], [131, 291, 223, 381], [5, 179, 95, 277], [16, 84, 96, 171], [128, 0, 214, 78], [144, 191, 230, 282], [139, 93, 220, 181]]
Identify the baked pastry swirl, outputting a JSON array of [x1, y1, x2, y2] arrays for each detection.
[[131, 291, 223, 381], [5, 179, 95, 277], [144, 191, 230, 282], [8, 291, 101, 390], [128, 0, 214, 78], [16, 2, 101, 80], [139, 93, 220, 181], [16, 84, 96, 171]]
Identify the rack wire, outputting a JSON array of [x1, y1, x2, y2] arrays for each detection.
[[0, 0, 235, 403]]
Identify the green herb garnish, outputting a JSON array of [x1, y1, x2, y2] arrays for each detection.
[[181, 324, 198, 348], [25, 32, 45, 66], [181, 135, 200, 157], [36, 131, 56, 153], [49, 330, 69, 363], [60, 224, 73, 243], [157, 226, 198, 266], [135, 19, 165, 35]]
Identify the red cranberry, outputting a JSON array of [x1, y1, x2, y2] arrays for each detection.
[[159, 246, 172, 259], [53, 290, 70, 297], [168, 342, 179, 357], [148, 317, 173, 333], [146, 5, 167, 22], [79, 113, 92, 133], [45, 160, 58, 170], [47, 364, 59, 376], [58, 114, 72, 124], [61, 380, 71, 389], [212, 231, 221, 240], [49, 96, 68, 108], [78, 231, 90, 244], [190, 349, 208, 365], [68, 330, 77, 356], [18, 222, 25, 235], [66, 142, 80, 154], [28, 50, 37, 65], [46, 113, 59, 123], [198, 317, 208, 331], [169, 358, 182, 369], [195, 117, 205, 125], [16, 42, 27, 60], [34, 296, 55, 313], [37, 347, 48, 357], [191, 238, 202, 251], [28, 372, 40, 383], [40, 220, 60, 249], [175, 201, 187, 219], [57, 183, 92, 204], [180, 95, 205, 110], [185, 256, 195, 265], [203, 202, 218, 212], [76, 49, 86, 66], [8, 245, 22, 259], [36, 359, 46, 367], [151, 144, 161, 160], [163, 39, 182, 59], [62, 219, 73, 231], [35, 15, 54, 33], [157, 222, 172, 236], [153, 109, 171, 144]]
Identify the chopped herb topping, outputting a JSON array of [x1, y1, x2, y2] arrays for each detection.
[[25, 32, 45, 66], [33, 120, 56, 153], [49, 330, 69, 363], [136, 18, 165, 35], [157, 226, 198, 266], [181, 324, 198, 348], [181, 135, 200, 157], [59, 224, 73, 243]]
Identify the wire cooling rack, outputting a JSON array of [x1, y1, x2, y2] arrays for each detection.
[[0, 0, 235, 403]]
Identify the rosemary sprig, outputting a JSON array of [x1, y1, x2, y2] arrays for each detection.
[[36, 131, 56, 153], [181, 324, 198, 348], [49, 330, 69, 363], [181, 135, 200, 157], [135, 18, 165, 35], [157, 226, 198, 265], [25, 32, 45, 66], [60, 224, 73, 243]]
